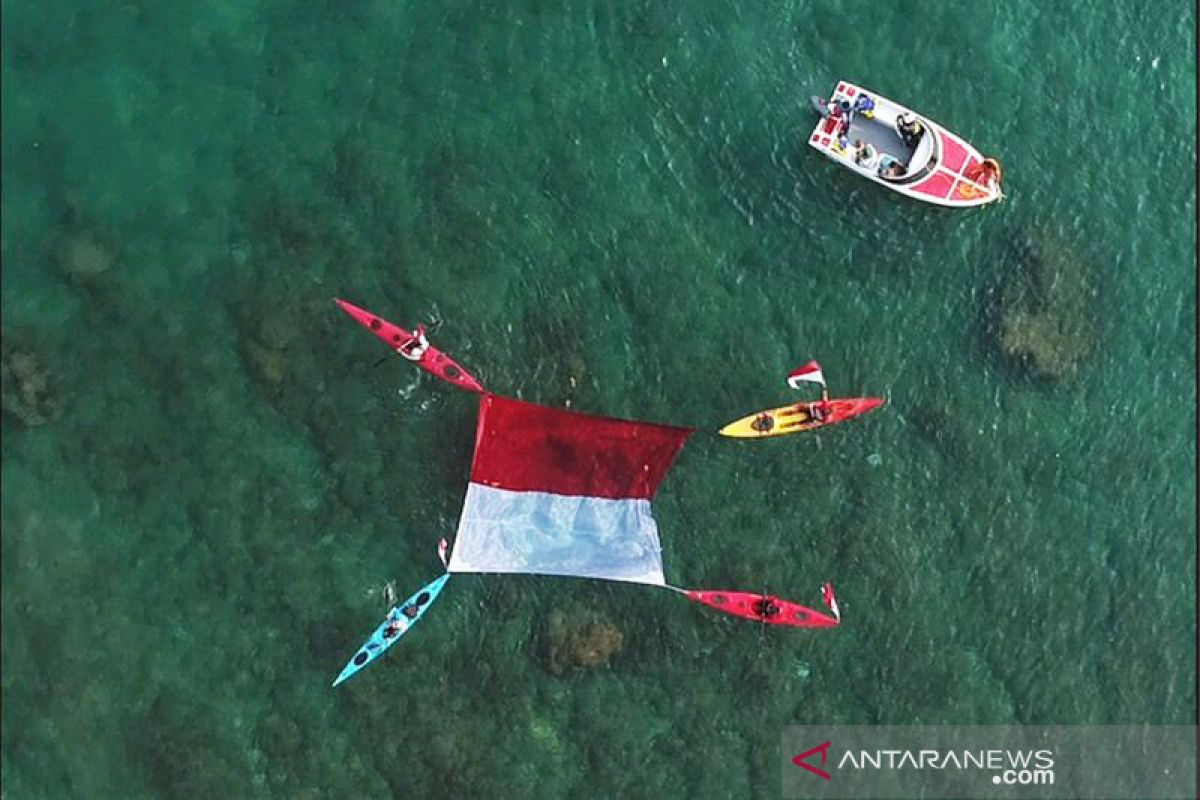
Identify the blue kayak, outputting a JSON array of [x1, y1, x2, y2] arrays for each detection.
[[331, 573, 450, 687]]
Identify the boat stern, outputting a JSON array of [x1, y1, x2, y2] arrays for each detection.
[[806, 80, 864, 157]]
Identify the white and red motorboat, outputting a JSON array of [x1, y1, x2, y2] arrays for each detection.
[[808, 80, 1004, 208]]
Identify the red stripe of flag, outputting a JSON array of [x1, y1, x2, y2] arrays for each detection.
[[468, 394, 694, 500]]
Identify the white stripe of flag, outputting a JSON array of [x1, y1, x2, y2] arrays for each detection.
[[787, 360, 826, 390]]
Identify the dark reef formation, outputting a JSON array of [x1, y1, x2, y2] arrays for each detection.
[[988, 228, 1097, 383], [55, 229, 118, 281], [540, 610, 624, 676], [2, 338, 59, 426]]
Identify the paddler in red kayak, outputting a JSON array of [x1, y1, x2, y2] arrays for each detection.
[[384, 590, 433, 637], [751, 596, 783, 619], [397, 324, 431, 361]]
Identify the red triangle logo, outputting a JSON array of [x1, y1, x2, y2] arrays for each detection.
[[792, 741, 832, 780]]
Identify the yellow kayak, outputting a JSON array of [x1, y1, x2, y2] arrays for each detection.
[[718, 397, 884, 439]]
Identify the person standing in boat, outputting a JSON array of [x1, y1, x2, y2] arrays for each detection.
[[828, 98, 855, 138], [895, 113, 925, 149], [398, 325, 431, 361]]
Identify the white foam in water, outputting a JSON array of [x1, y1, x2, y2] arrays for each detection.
[[396, 373, 422, 399]]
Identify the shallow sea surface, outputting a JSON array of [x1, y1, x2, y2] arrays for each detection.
[[2, 1, 1195, 797]]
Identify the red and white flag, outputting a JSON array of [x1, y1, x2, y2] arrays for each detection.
[[437, 538, 449, 568], [447, 394, 694, 586], [821, 582, 840, 621], [787, 360, 826, 390]]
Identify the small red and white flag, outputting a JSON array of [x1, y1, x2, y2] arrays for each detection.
[[821, 582, 840, 621], [787, 360, 826, 390], [437, 538, 450, 568]]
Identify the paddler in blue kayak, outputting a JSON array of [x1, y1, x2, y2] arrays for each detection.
[[383, 611, 407, 639], [384, 593, 428, 639]]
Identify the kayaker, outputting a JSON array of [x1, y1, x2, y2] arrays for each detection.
[[398, 325, 430, 361], [752, 597, 782, 619], [750, 413, 775, 433], [400, 591, 432, 620], [804, 386, 833, 423], [384, 613, 407, 638], [895, 114, 925, 149]]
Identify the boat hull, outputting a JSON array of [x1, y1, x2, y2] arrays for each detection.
[[335, 298, 485, 393], [686, 589, 839, 628], [719, 397, 883, 439], [808, 80, 1002, 207]]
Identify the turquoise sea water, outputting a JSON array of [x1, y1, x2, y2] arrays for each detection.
[[2, 1, 1195, 797]]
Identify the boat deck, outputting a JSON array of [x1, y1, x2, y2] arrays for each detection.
[[845, 114, 915, 167]]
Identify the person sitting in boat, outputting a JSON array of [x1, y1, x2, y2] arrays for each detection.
[[398, 325, 430, 361], [895, 113, 925, 149], [853, 94, 876, 119], [853, 141, 879, 169], [878, 155, 906, 179], [966, 157, 1003, 188], [402, 591, 432, 619], [801, 385, 833, 423], [750, 412, 775, 433], [751, 597, 782, 619], [384, 612, 407, 638]]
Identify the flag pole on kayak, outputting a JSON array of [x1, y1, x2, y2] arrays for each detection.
[[718, 360, 884, 439]]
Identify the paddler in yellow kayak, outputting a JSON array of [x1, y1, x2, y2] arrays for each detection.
[[786, 361, 832, 423]]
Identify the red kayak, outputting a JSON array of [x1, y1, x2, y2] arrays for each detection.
[[335, 298, 485, 393], [684, 587, 840, 628]]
